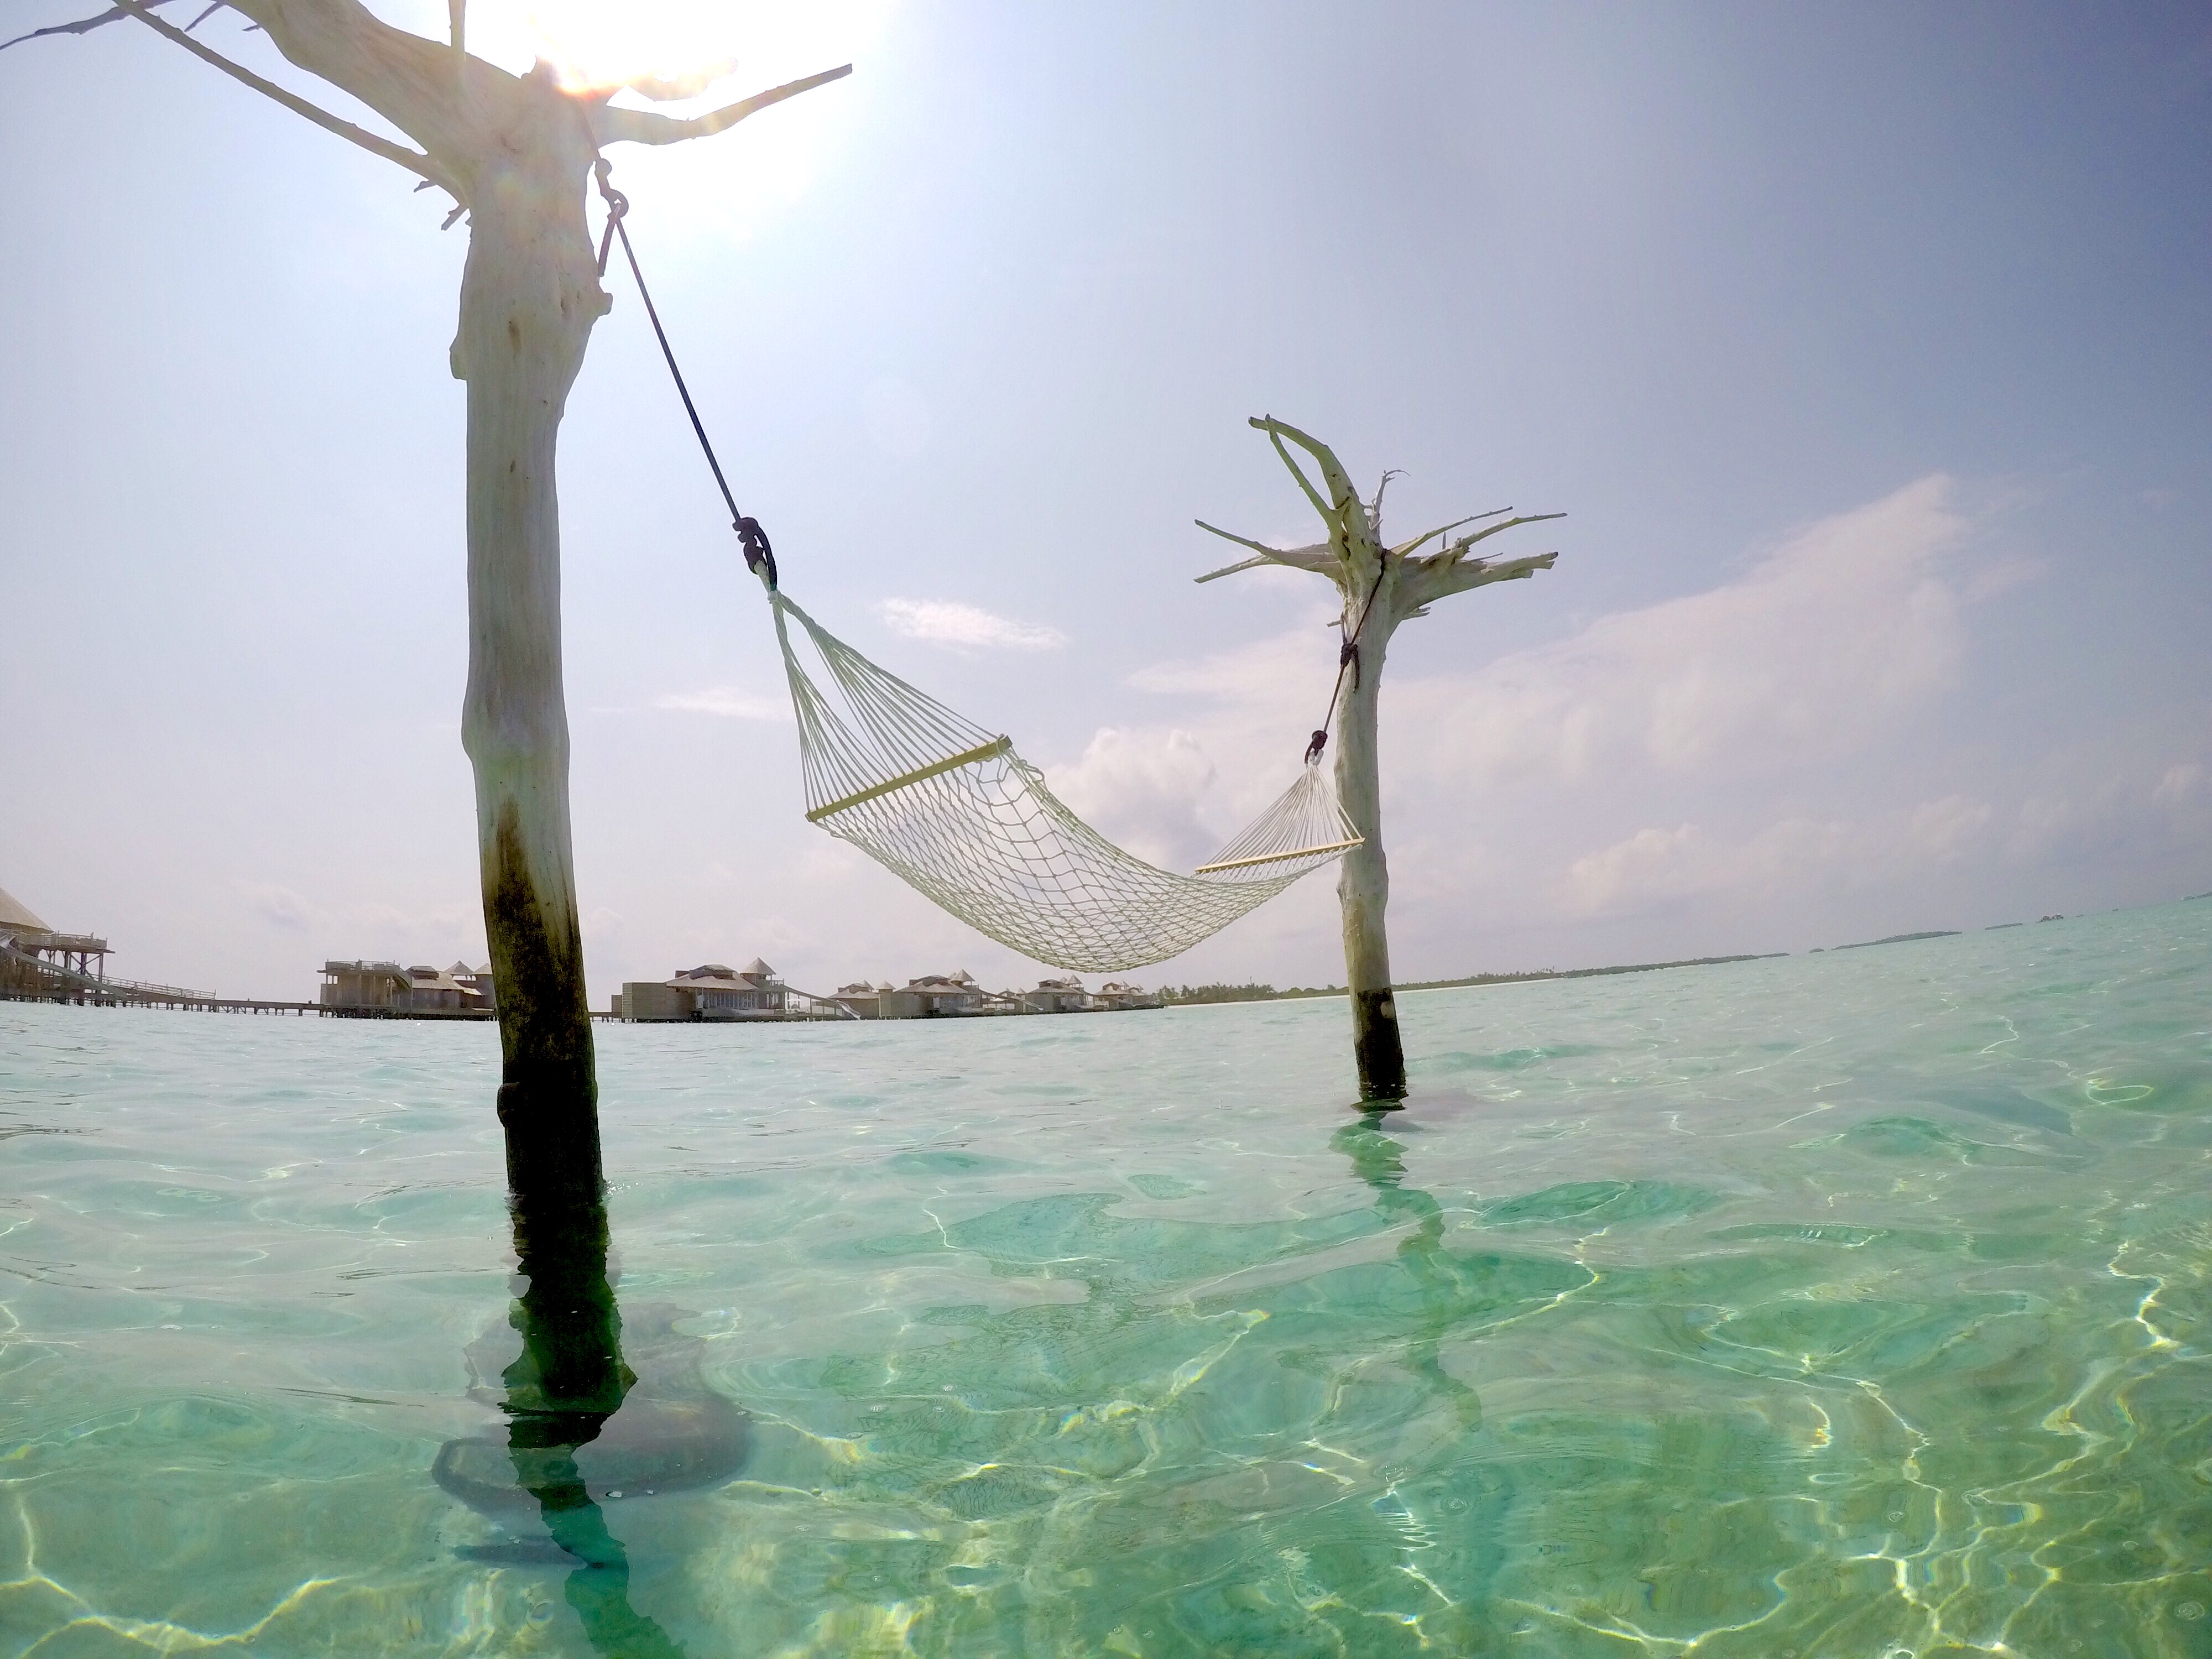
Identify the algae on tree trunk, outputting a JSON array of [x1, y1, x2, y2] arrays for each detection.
[[450, 114, 608, 1187]]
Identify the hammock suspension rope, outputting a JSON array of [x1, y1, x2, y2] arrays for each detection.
[[597, 168, 1362, 972]]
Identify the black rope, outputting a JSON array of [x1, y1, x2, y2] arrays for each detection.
[[1305, 564, 1387, 766], [594, 158, 1375, 758], [594, 160, 776, 591]]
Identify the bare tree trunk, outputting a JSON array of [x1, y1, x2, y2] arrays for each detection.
[[32, 8, 846, 1181], [451, 101, 610, 1196], [1199, 417, 1558, 1105], [1333, 581, 1407, 1102]]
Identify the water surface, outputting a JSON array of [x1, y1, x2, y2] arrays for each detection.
[[3, 904, 2209, 1655]]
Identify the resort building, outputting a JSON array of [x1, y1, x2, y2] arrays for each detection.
[[831, 980, 896, 1019], [451, 962, 497, 1010], [615, 960, 849, 1021], [1093, 980, 1165, 1011], [878, 971, 987, 1019], [1021, 975, 1091, 1015], [1, 883, 112, 1001], [320, 961, 495, 1015], [827, 971, 1160, 1019]]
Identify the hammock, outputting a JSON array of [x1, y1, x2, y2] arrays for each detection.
[[770, 591, 1359, 972], [587, 170, 1359, 972]]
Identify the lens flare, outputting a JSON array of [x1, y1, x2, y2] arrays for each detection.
[[443, 0, 889, 241], [523, 0, 736, 95], [512, 0, 883, 98]]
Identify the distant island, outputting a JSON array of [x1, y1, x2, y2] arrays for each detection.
[[1161, 953, 1783, 1006], [1834, 930, 1962, 950]]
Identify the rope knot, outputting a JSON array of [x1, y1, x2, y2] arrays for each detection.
[[737, 517, 778, 589], [592, 157, 629, 218], [592, 159, 630, 277]]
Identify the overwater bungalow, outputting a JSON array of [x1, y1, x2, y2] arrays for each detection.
[[879, 971, 985, 1019], [828, 971, 1160, 1019], [615, 960, 848, 1021], [830, 980, 896, 1019], [1094, 980, 1165, 1011], [1021, 975, 1090, 1014], [320, 960, 495, 1016], [1, 883, 113, 1001]]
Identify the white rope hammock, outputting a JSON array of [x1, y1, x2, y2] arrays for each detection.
[[581, 182, 1357, 975], [769, 592, 1359, 972]]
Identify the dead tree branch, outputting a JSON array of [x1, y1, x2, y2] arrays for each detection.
[[1390, 509, 1507, 559], [592, 64, 852, 145], [1401, 548, 1559, 611], [1446, 509, 1566, 556], [1191, 520, 1336, 582], [111, 0, 456, 192], [1, 0, 184, 53], [1251, 415, 1365, 533]]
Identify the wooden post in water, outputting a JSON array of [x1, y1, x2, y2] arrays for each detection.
[[1197, 418, 1562, 1101], [11, 0, 848, 1192]]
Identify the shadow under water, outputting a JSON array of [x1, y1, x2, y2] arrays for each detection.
[[432, 1092, 750, 1657]]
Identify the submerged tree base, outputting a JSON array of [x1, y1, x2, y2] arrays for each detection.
[[1352, 988, 1408, 1102]]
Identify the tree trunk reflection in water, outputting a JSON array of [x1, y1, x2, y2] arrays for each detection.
[[1334, 1113, 1484, 1430], [497, 1176, 687, 1658], [434, 1081, 763, 1656]]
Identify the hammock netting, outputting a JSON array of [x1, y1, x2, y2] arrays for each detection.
[[770, 593, 1360, 972]]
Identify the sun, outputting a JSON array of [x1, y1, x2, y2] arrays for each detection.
[[523, 0, 734, 96], [500, 0, 882, 100], [420, 1, 885, 241]]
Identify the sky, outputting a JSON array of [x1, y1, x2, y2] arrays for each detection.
[[2, 1, 2208, 1004]]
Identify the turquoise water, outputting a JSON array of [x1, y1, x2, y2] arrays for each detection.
[[4, 904, 2210, 1656]]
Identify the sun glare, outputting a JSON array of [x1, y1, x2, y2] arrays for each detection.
[[440, 0, 887, 238], [524, 0, 725, 95], [498, 0, 878, 100]]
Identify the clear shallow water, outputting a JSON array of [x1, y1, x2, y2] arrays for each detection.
[[3, 905, 2210, 1657]]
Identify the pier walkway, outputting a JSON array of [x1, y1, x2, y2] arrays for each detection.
[[1, 938, 316, 1014]]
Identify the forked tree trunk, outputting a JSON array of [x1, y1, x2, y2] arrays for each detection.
[[451, 106, 611, 1196], [1196, 417, 1560, 1106], [39, 2, 844, 1191], [24, 4, 851, 1521]]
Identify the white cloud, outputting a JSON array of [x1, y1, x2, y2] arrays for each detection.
[[1132, 611, 1338, 703], [1043, 727, 1221, 871], [1091, 476, 2110, 961], [1135, 477, 1979, 802], [2154, 762, 2205, 808], [878, 598, 1067, 654], [330, 900, 486, 969], [1399, 476, 1972, 787], [1564, 793, 1994, 918], [233, 881, 315, 931], [654, 686, 786, 719], [1908, 793, 1995, 859], [2004, 748, 2212, 869], [1565, 819, 1854, 915], [1130, 476, 1989, 809]]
